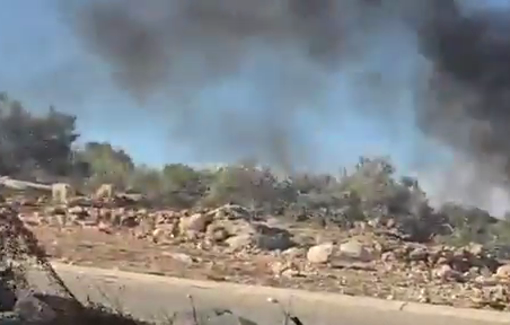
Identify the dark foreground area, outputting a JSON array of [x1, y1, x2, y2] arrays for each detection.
[[0, 294, 152, 325], [1, 292, 304, 325]]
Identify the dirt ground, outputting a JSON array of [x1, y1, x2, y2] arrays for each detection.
[[29, 225, 496, 310]]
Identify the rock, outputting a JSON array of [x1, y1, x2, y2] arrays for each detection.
[[434, 264, 452, 279], [225, 234, 254, 250], [307, 242, 335, 264], [467, 243, 484, 256], [169, 253, 194, 265], [14, 292, 57, 324], [250, 224, 294, 251], [217, 218, 255, 236], [215, 219, 293, 251], [179, 213, 213, 233], [136, 217, 156, 238], [120, 215, 139, 228], [270, 261, 299, 278], [51, 183, 73, 205], [409, 246, 428, 261], [67, 206, 83, 215], [97, 221, 112, 234], [206, 226, 229, 243], [433, 264, 463, 282], [338, 240, 373, 262], [474, 275, 499, 286], [212, 204, 251, 220], [254, 233, 294, 251], [496, 264, 510, 279], [94, 183, 115, 200], [481, 285, 508, 308], [152, 223, 177, 242], [381, 251, 396, 262], [282, 247, 306, 259]]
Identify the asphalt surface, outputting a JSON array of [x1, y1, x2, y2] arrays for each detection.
[[23, 263, 510, 325]]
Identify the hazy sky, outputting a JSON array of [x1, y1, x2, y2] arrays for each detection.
[[0, 0, 505, 173]]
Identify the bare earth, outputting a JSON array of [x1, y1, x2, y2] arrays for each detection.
[[25, 221, 510, 311], [3, 195, 507, 312]]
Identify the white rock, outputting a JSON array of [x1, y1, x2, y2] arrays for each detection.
[[496, 264, 510, 278], [179, 213, 212, 233], [307, 242, 335, 264], [226, 234, 254, 250], [338, 240, 373, 262]]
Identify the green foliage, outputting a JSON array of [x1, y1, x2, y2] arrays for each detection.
[[77, 142, 135, 189], [0, 94, 79, 179], [159, 163, 207, 208], [4, 90, 510, 247]]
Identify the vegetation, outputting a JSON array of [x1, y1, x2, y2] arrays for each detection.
[[2, 91, 510, 249]]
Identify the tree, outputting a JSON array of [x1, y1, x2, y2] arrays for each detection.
[[0, 94, 79, 180], [157, 163, 207, 208], [77, 141, 134, 189], [201, 163, 282, 209]]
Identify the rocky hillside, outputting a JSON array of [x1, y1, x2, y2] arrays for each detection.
[[1, 190, 510, 311]]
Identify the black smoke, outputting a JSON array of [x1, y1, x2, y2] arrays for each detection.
[[60, 0, 510, 199], [59, 0, 400, 171], [417, 0, 510, 189]]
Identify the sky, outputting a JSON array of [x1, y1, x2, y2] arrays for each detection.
[[0, 0, 506, 175]]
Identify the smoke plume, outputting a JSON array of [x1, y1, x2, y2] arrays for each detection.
[[60, 0, 409, 171], [61, 0, 510, 212], [414, 0, 510, 210]]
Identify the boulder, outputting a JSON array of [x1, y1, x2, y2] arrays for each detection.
[[51, 183, 73, 205], [179, 213, 213, 233], [338, 240, 374, 262], [307, 242, 335, 264], [94, 183, 115, 200]]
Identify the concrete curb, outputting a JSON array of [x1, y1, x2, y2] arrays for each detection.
[[51, 262, 510, 323]]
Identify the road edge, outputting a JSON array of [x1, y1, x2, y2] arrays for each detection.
[[51, 262, 510, 323]]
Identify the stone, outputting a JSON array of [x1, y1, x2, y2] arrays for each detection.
[[97, 221, 112, 234], [179, 213, 213, 233], [467, 243, 484, 256], [282, 247, 306, 259], [496, 264, 510, 279], [95, 183, 115, 200], [409, 246, 428, 261], [254, 233, 294, 251], [307, 242, 335, 264], [381, 251, 396, 262], [225, 234, 254, 250], [338, 240, 373, 262], [433, 264, 463, 282], [51, 183, 73, 205], [120, 215, 139, 228], [206, 226, 229, 243], [152, 224, 176, 242]]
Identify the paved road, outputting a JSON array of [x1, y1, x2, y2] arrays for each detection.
[[24, 263, 510, 325]]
